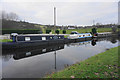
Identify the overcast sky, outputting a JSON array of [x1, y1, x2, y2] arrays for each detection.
[[1, 0, 119, 26]]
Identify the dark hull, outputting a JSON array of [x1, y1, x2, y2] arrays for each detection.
[[2, 37, 92, 50]]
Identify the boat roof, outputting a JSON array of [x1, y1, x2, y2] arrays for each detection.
[[98, 32, 112, 34], [17, 34, 64, 36], [78, 33, 91, 35]]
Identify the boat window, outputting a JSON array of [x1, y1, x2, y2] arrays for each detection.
[[25, 37, 30, 41], [50, 37, 52, 39], [71, 32, 74, 34], [42, 37, 46, 40], [26, 52, 31, 56], [71, 32, 78, 34], [53, 36, 58, 39], [81, 35, 83, 37], [42, 49, 46, 52]]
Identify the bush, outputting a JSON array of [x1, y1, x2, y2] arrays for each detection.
[[92, 28, 97, 34], [62, 30, 66, 34], [55, 30, 59, 34], [46, 30, 51, 34]]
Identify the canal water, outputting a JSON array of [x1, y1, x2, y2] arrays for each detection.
[[2, 37, 119, 78]]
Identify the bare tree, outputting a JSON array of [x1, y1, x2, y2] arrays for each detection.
[[0, 11, 1, 19], [8, 12, 19, 21], [1, 11, 8, 20], [1, 11, 19, 21]]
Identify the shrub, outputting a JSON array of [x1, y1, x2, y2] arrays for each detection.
[[55, 30, 59, 34], [46, 30, 51, 34], [91, 28, 97, 34], [62, 30, 66, 34]]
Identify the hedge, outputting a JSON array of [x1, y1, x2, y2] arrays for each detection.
[[2, 29, 41, 34]]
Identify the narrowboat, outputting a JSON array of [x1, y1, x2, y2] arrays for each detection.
[[10, 34, 64, 42], [97, 32, 112, 38], [2, 34, 65, 50], [68, 31, 92, 40]]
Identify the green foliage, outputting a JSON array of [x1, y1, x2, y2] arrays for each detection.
[[46, 29, 51, 34], [2, 29, 41, 34], [92, 28, 97, 34], [55, 30, 59, 34], [62, 30, 66, 34], [47, 46, 119, 78]]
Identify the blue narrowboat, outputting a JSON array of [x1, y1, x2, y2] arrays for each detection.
[[68, 31, 92, 39]]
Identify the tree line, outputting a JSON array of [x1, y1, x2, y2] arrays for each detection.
[[0, 11, 20, 21], [1, 11, 42, 30]]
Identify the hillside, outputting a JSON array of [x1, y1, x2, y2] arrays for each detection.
[[2, 19, 42, 30]]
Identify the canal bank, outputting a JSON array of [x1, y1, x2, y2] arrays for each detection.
[[47, 46, 119, 78]]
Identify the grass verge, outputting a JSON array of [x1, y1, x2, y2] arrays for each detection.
[[60, 28, 112, 34], [47, 46, 119, 78], [42, 28, 112, 34], [2, 28, 113, 34]]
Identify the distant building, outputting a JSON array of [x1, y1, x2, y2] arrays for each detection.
[[68, 27, 75, 29]]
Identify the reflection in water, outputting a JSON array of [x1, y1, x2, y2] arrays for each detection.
[[2, 37, 119, 61], [67, 40, 91, 47], [91, 39, 97, 46], [110, 38, 117, 44], [54, 51, 56, 70], [2, 37, 119, 78], [68, 39, 97, 47], [13, 44, 64, 60], [3, 40, 94, 61], [2, 54, 12, 62]]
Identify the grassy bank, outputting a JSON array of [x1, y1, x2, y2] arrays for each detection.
[[43, 28, 112, 34], [0, 39, 13, 42], [2, 28, 112, 34], [47, 46, 119, 78], [60, 28, 112, 34]]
